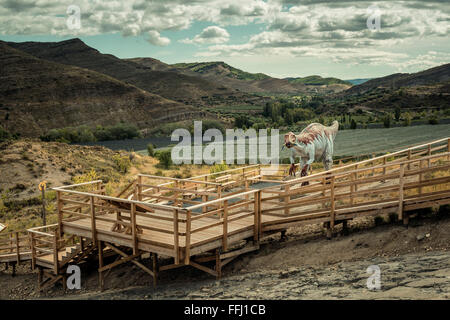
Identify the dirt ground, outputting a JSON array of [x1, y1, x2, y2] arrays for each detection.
[[1, 210, 449, 300]]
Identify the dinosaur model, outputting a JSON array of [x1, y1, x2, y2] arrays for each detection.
[[283, 120, 339, 178]]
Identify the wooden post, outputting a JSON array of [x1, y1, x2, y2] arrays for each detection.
[[398, 164, 405, 221], [253, 192, 259, 242], [383, 157, 387, 175], [245, 179, 250, 210], [407, 149, 412, 170], [217, 185, 222, 212], [419, 160, 423, 195], [15, 232, 20, 265], [137, 175, 142, 201], [427, 144, 431, 168], [152, 253, 158, 287], [37, 267, 43, 288], [350, 172, 356, 205], [447, 138, 450, 161], [202, 195, 207, 213], [98, 240, 104, 291], [173, 209, 179, 264], [56, 191, 63, 238], [53, 230, 59, 275], [354, 165, 358, 192], [90, 196, 97, 244], [330, 176, 336, 232], [215, 249, 221, 279], [41, 188, 47, 226], [184, 210, 191, 264], [131, 203, 138, 255], [258, 190, 262, 240], [30, 233, 36, 270], [284, 185, 290, 215], [223, 200, 229, 252]]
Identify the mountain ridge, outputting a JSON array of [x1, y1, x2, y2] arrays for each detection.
[[0, 41, 203, 137]]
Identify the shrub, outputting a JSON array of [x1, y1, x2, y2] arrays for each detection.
[[394, 106, 401, 121], [156, 150, 173, 169], [112, 155, 131, 173], [428, 116, 439, 125], [210, 162, 229, 174], [0, 126, 12, 143], [41, 123, 141, 143], [383, 114, 392, 128], [72, 169, 99, 191], [403, 112, 412, 127], [147, 144, 155, 157], [374, 216, 384, 226]]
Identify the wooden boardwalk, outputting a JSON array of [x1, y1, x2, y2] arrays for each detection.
[[2, 137, 449, 290]]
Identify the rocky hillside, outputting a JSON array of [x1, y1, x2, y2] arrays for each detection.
[[345, 63, 450, 95], [7, 39, 261, 107], [0, 42, 202, 137], [171, 61, 351, 94], [0, 139, 134, 200]]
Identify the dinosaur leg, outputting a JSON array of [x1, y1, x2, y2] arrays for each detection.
[[323, 152, 333, 184], [289, 163, 297, 176], [301, 164, 309, 186]]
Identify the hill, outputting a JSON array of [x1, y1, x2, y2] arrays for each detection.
[[345, 63, 450, 95], [7, 39, 261, 107], [345, 78, 372, 85], [171, 61, 351, 94], [0, 42, 202, 138], [173, 61, 271, 81], [285, 75, 351, 86]]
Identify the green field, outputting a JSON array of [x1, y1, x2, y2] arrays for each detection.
[[136, 124, 450, 162], [331, 124, 450, 157]]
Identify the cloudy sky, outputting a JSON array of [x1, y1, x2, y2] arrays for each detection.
[[0, 0, 449, 79]]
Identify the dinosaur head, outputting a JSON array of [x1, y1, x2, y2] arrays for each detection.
[[284, 132, 296, 149]]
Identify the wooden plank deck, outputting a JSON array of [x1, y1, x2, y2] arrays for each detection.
[[61, 209, 279, 255], [0, 252, 31, 263]]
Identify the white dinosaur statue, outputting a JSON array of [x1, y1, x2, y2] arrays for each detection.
[[283, 120, 339, 178]]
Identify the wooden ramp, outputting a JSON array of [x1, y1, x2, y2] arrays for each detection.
[[24, 137, 450, 291]]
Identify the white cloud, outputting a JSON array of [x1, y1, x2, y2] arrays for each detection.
[[181, 26, 229, 44], [147, 30, 170, 46], [0, 0, 448, 68]]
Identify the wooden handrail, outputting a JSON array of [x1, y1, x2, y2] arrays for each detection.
[[187, 189, 258, 210], [260, 151, 450, 190], [55, 180, 103, 189]]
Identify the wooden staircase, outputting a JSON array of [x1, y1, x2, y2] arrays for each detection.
[[28, 225, 99, 291]]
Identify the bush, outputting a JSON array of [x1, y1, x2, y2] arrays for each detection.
[[72, 169, 99, 191], [374, 216, 384, 226], [210, 162, 229, 174], [0, 126, 12, 142], [41, 123, 141, 143], [112, 155, 131, 173], [147, 144, 155, 157], [403, 112, 412, 127], [157, 150, 173, 169], [428, 116, 439, 125], [383, 114, 392, 128]]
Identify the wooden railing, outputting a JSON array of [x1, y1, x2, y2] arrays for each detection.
[[250, 137, 450, 185], [28, 224, 59, 272], [51, 179, 262, 266], [184, 189, 260, 263], [260, 151, 450, 232], [37, 137, 449, 271], [0, 230, 30, 263], [136, 174, 223, 208]]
